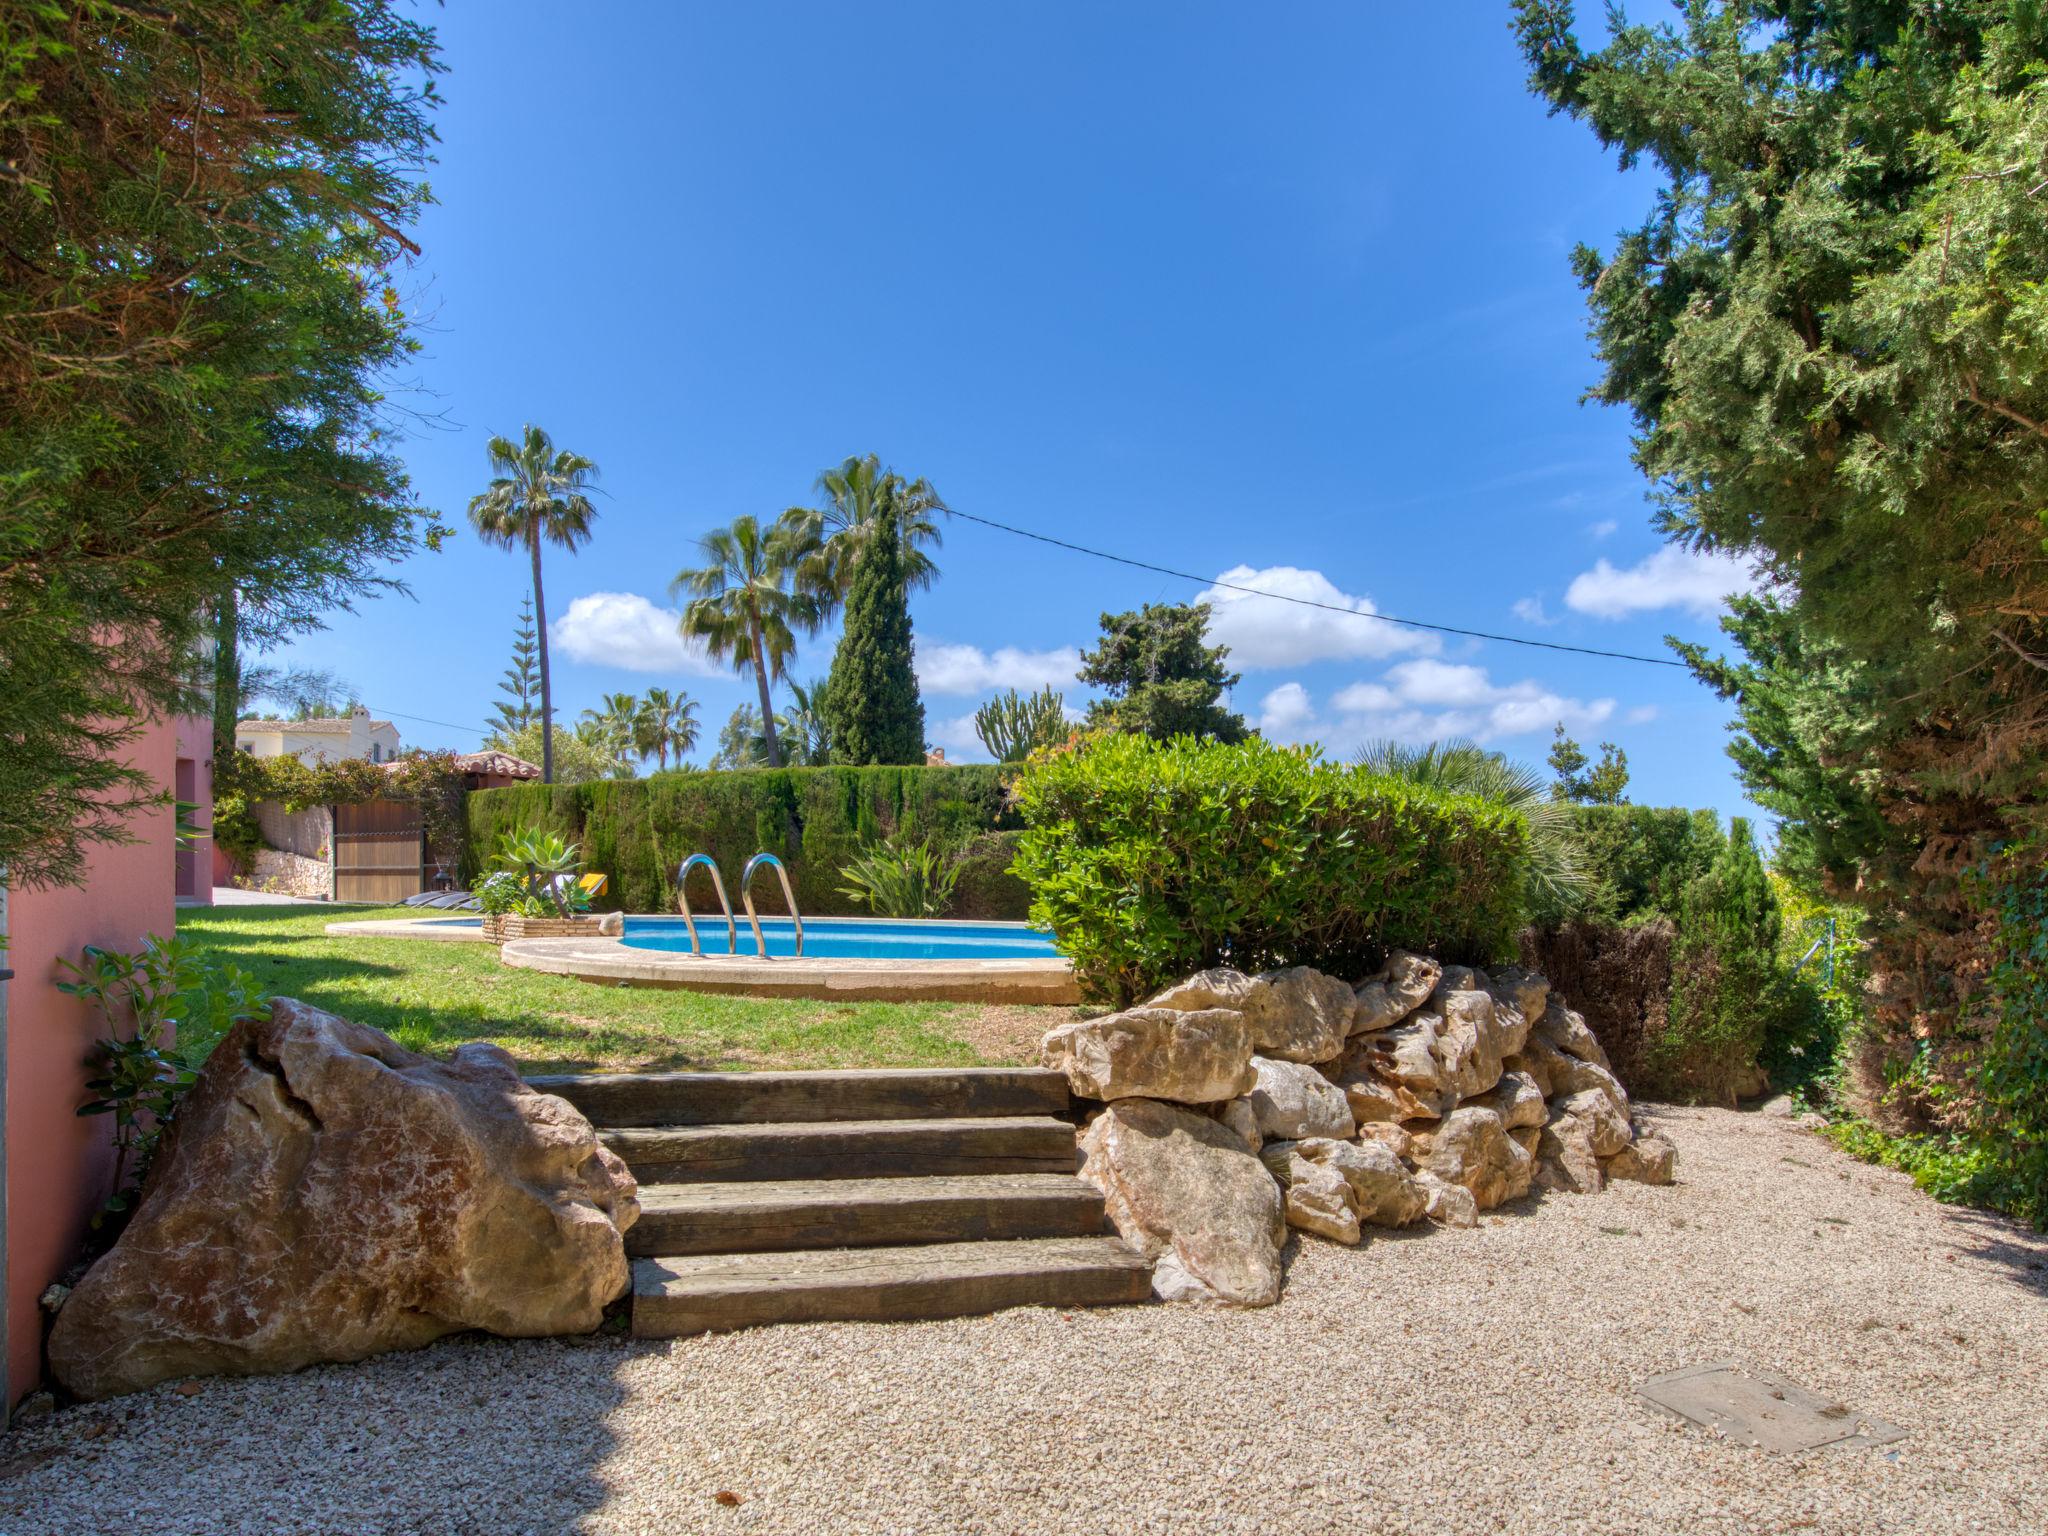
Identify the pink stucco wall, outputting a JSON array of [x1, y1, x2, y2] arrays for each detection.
[[5, 713, 206, 1404]]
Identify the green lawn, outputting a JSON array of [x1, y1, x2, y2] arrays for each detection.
[[178, 905, 1060, 1075]]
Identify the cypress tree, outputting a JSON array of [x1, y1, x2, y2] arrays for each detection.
[[823, 513, 926, 765]]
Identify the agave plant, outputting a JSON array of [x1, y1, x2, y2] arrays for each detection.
[[495, 829, 587, 917], [836, 833, 963, 919], [1353, 737, 1585, 922]]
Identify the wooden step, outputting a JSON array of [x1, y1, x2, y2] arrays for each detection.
[[602, 1115, 1080, 1182], [629, 1172, 1107, 1257], [631, 1236, 1154, 1337], [529, 1067, 1071, 1127]]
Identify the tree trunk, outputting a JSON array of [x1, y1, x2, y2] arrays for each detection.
[[211, 589, 240, 759], [750, 617, 782, 768], [531, 534, 553, 784]]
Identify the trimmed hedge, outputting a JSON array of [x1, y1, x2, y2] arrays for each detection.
[[1011, 733, 1530, 1005], [463, 764, 1027, 919]]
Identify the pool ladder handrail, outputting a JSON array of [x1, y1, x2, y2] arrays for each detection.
[[674, 853, 737, 956], [740, 851, 803, 958]]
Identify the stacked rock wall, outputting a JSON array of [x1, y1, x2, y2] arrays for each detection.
[[1043, 956, 1677, 1306]]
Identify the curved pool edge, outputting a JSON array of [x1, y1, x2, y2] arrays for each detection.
[[498, 935, 1082, 1006]]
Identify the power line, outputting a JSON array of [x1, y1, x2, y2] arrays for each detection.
[[364, 705, 493, 736], [944, 507, 1690, 669]]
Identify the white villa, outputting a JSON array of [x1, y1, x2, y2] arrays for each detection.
[[234, 706, 403, 765]]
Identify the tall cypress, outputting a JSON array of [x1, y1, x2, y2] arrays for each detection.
[[823, 513, 926, 765]]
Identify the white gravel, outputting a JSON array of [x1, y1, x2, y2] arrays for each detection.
[[5, 1105, 2045, 1536]]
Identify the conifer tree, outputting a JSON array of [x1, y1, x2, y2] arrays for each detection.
[[823, 514, 926, 765], [488, 594, 542, 744]]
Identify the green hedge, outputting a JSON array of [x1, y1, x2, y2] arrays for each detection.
[[463, 764, 1026, 919], [1011, 734, 1530, 1005], [1556, 803, 1723, 924]]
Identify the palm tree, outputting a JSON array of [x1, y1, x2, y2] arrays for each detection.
[[580, 691, 642, 763], [777, 678, 833, 766], [796, 453, 946, 612], [672, 510, 823, 768], [636, 687, 700, 770], [1354, 737, 1585, 921], [467, 424, 599, 784]]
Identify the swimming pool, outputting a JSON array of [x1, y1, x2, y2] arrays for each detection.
[[619, 915, 1061, 962]]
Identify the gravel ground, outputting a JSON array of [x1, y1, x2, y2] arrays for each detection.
[[5, 1105, 2044, 1536]]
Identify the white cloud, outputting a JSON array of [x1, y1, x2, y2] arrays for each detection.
[[1565, 545, 1765, 620], [1196, 565, 1437, 670], [1625, 704, 1660, 725], [551, 592, 722, 676], [1588, 519, 1619, 541], [1512, 596, 1556, 627], [914, 641, 1080, 696], [1257, 682, 1315, 734], [1255, 662, 1619, 752], [927, 712, 991, 761]]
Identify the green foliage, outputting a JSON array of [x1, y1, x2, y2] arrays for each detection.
[[489, 594, 542, 742], [1547, 725, 1628, 805], [1011, 733, 1530, 1005], [974, 687, 1070, 763], [1078, 603, 1247, 743], [1357, 737, 1586, 926], [56, 936, 268, 1222], [1517, 2, 2048, 1135], [675, 509, 826, 769], [837, 834, 964, 919], [211, 750, 470, 875], [464, 764, 1027, 920], [1555, 804, 1723, 925], [797, 453, 947, 609], [774, 679, 833, 767], [492, 829, 588, 918], [1973, 850, 2048, 1227], [1656, 818, 1783, 1104], [710, 705, 766, 771], [822, 514, 926, 766], [0, 1, 447, 887], [468, 424, 601, 787], [495, 720, 622, 786], [636, 688, 702, 771]]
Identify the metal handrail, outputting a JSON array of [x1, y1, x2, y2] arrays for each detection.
[[739, 851, 803, 958], [674, 853, 738, 956]]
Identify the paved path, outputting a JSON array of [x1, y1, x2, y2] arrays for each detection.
[[6, 1106, 2044, 1534]]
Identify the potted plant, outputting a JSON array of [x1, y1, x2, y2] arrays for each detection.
[[478, 831, 608, 940]]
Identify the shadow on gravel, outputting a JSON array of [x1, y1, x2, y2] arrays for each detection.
[[1942, 1208, 2048, 1299]]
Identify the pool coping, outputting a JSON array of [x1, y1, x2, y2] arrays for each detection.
[[497, 935, 1081, 1005]]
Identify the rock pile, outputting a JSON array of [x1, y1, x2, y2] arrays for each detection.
[[1042, 956, 1676, 1306]]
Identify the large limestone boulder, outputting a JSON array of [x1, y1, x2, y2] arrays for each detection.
[[1502, 1031, 1573, 1099], [1431, 989, 1512, 1101], [1078, 1098, 1285, 1306], [1246, 1056, 1356, 1141], [1042, 1006, 1255, 1104], [1604, 1133, 1678, 1186], [1414, 1106, 1533, 1210], [1350, 951, 1441, 1036], [1414, 1170, 1479, 1228], [1465, 1068, 1546, 1131], [1535, 1109, 1604, 1194], [1147, 966, 1351, 1065], [1259, 1143, 1360, 1245], [1556, 1057, 1631, 1118], [1487, 966, 1550, 1041], [1535, 999, 1612, 1072], [1328, 1035, 1441, 1124], [1557, 1087, 1634, 1158], [48, 998, 638, 1402], [1214, 1096, 1263, 1153], [1294, 1137, 1431, 1228]]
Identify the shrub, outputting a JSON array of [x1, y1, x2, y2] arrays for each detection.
[[463, 763, 1025, 918], [1011, 733, 1529, 1005], [837, 835, 963, 918], [1552, 804, 1723, 924], [1975, 850, 2048, 1227], [1518, 918, 1676, 1093]]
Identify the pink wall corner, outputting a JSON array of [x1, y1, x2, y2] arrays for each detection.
[[174, 714, 214, 905], [6, 714, 181, 1405]]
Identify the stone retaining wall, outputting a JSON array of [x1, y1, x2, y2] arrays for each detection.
[[239, 848, 331, 900]]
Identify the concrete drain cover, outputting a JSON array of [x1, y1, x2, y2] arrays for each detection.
[[1640, 1360, 1907, 1453]]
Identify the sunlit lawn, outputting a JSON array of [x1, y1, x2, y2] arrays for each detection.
[[178, 905, 1060, 1075]]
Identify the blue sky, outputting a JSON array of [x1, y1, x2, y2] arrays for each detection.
[[279, 3, 1763, 823]]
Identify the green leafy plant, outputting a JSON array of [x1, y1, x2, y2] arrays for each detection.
[[56, 936, 268, 1222], [1012, 732, 1530, 1005], [837, 835, 964, 919], [495, 829, 589, 917]]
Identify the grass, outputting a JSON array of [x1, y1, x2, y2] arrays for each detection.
[[179, 905, 1061, 1074]]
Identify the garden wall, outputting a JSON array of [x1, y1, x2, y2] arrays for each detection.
[[464, 764, 1030, 920]]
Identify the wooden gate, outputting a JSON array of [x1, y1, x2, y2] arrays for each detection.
[[333, 798, 425, 903]]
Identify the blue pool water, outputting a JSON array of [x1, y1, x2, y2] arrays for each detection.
[[620, 915, 1061, 961]]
